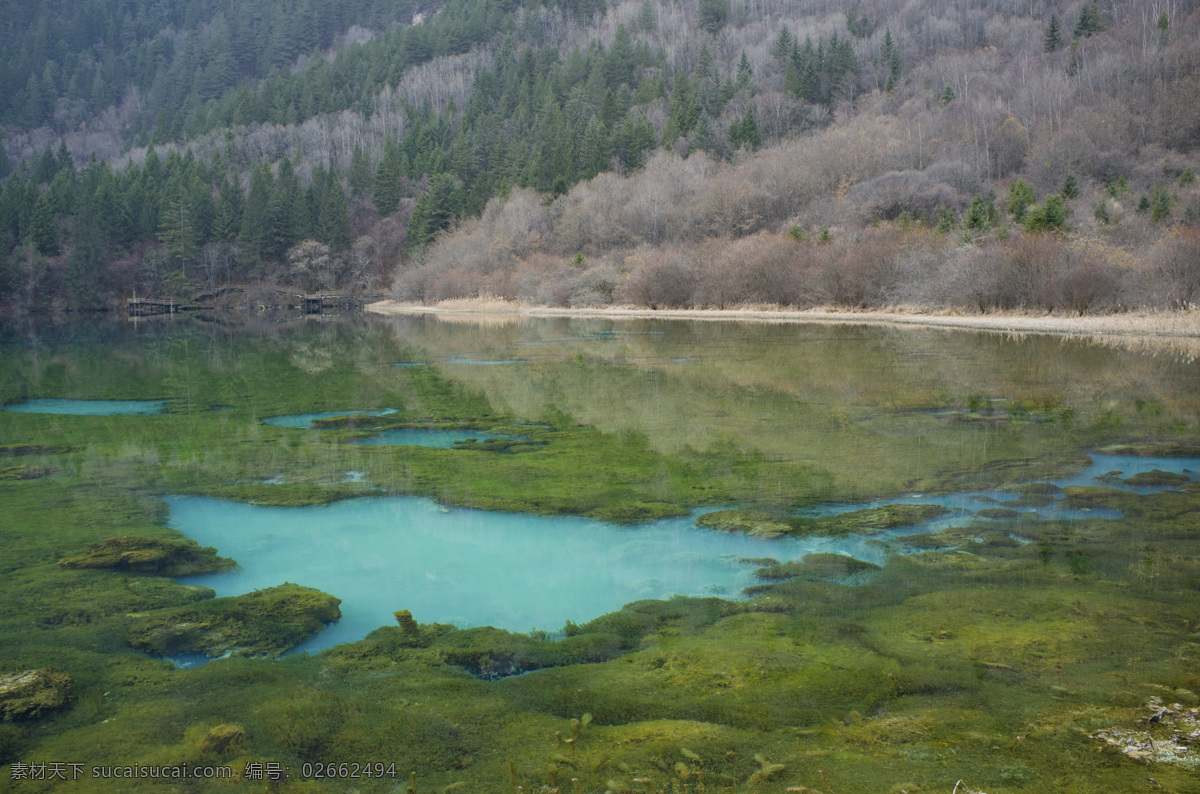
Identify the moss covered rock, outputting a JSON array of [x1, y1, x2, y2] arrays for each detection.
[[0, 670, 74, 721], [788, 503, 951, 537], [59, 536, 235, 576], [1123, 470, 1191, 487], [755, 553, 881, 583], [125, 584, 341, 659], [696, 510, 792, 538]]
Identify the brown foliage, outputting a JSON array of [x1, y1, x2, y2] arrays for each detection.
[[1152, 228, 1200, 309]]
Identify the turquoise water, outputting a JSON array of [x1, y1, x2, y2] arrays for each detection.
[[806, 453, 1197, 527], [3, 398, 167, 415], [353, 429, 527, 447], [263, 408, 398, 428], [171, 497, 907, 654], [169, 452, 1196, 657]]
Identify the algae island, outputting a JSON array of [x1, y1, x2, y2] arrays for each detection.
[[2, 313, 1200, 793]]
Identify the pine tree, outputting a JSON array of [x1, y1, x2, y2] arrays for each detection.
[[772, 26, 795, 64], [882, 29, 902, 86], [239, 162, 273, 261], [1023, 194, 1068, 233], [740, 107, 760, 150], [1044, 14, 1063, 52], [407, 174, 462, 246], [736, 51, 753, 92], [698, 0, 729, 36], [373, 138, 403, 217], [1074, 1, 1106, 39], [29, 194, 59, 256], [1061, 174, 1079, 200], [1008, 179, 1036, 221], [348, 144, 372, 198], [636, 1, 656, 33]]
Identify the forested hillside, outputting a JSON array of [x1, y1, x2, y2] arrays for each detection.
[[1, 0, 1198, 313]]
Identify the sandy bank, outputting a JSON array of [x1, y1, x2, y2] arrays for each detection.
[[368, 298, 1200, 341]]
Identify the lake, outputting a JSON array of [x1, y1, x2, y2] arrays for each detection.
[[1, 311, 1198, 792]]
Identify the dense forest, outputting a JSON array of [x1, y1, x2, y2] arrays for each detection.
[[1, 0, 1198, 313]]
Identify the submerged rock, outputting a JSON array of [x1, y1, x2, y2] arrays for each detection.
[[59, 536, 235, 576], [0, 669, 74, 720], [125, 584, 341, 659]]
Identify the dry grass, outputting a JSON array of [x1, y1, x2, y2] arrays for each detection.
[[367, 300, 1200, 355]]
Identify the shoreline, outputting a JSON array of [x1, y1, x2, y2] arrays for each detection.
[[367, 299, 1200, 340]]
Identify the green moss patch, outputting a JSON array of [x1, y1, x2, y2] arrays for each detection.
[[789, 503, 951, 537], [59, 536, 234, 576], [696, 509, 793, 537], [1122, 469, 1191, 487], [755, 553, 882, 583], [0, 669, 74, 721], [125, 584, 341, 658]]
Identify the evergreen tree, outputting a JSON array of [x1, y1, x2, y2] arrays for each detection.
[[1061, 174, 1079, 200], [1044, 14, 1063, 52], [636, 1, 657, 33], [698, 0, 729, 35], [158, 183, 201, 276], [964, 193, 999, 230], [318, 178, 352, 251], [736, 51, 753, 93], [1074, 1, 1106, 39], [66, 202, 103, 303], [348, 144, 373, 198], [373, 138, 403, 217], [29, 194, 59, 256], [691, 109, 717, 155], [212, 178, 245, 242], [772, 26, 795, 64], [265, 158, 306, 260], [882, 29, 901, 87], [1023, 194, 1068, 233], [239, 162, 273, 261], [407, 174, 462, 246], [1008, 179, 1036, 221], [1150, 188, 1172, 224]]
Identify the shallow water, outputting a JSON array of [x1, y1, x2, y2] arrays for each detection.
[[3, 398, 167, 415], [5, 314, 1200, 791], [168, 450, 1197, 655], [171, 496, 927, 653]]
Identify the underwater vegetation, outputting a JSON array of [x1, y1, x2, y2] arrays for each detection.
[[1, 315, 1200, 791]]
